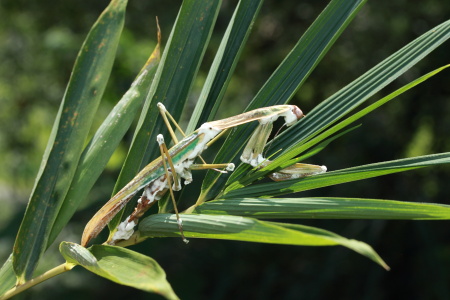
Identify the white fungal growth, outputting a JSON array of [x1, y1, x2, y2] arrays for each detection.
[[259, 106, 303, 126], [144, 176, 169, 204], [241, 153, 265, 167], [110, 176, 170, 244], [154, 124, 222, 188], [259, 115, 278, 125], [269, 164, 328, 181], [226, 163, 235, 171], [157, 102, 167, 112], [174, 159, 194, 185], [157, 134, 165, 145], [131, 69, 148, 88], [188, 124, 221, 160], [112, 216, 136, 242], [281, 107, 302, 126]]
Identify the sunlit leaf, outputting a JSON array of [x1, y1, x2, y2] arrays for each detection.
[[200, 0, 368, 202], [194, 197, 450, 220], [49, 32, 161, 246], [109, 0, 222, 231], [60, 242, 179, 300], [137, 213, 388, 269], [222, 153, 450, 198], [13, 0, 128, 283]]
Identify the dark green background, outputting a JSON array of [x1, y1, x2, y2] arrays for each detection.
[[1, 0, 449, 299]]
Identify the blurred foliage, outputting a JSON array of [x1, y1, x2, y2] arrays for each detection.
[[1, 0, 449, 299]]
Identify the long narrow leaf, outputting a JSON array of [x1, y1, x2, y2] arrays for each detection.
[[186, 0, 264, 133], [137, 214, 388, 270], [200, 0, 367, 202], [13, 0, 127, 283], [108, 0, 221, 231], [48, 36, 161, 246], [222, 152, 450, 198], [0, 256, 15, 297], [270, 20, 450, 154], [223, 65, 450, 193], [194, 197, 450, 220]]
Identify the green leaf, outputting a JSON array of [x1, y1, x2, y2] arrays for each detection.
[[13, 0, 128, 283], [0, 256, 15, 297], [48, 34, 161, 246], [59, 242, 98, 268], [108, 0, 222, 231], [138, 214, 388, 270], [276, 222, 389, 270], [59, 242, 178, 300], [223, 65, 450, 192], [199, 0, 367, 202], [186, 0, 264, 133], [222, 152, 450, 198], [224, 123, 360, 187], [193, 197, 450, 220], [270, 20, 450, 154]]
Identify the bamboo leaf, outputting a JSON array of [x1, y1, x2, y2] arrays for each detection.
[[200, 0, 367, 202], [270, 20, 450, 154], [49, 34, 161, 246], [108, 0, 222, 231], [193, 197, 450, 220], [59, 242, 178, 300], [0, 256, 15, 297], [222, 153, 450, 198], [225, 123, 360, 186], [276, 222, 389, 270], [12, 0, 128, 283], [223, 65, 450, 192], [138, 214, 388, 270], [186, 0, 264, 133]]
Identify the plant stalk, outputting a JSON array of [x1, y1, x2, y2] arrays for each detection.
[[0, 263, 74, 300]]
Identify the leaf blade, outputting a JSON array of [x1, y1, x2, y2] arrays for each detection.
[[270, 20, 450, 154], [0, 256, 15, 297], [223, 64, 450, 192], [13, 0, 128, 282], [138, 214, 388, 269], [193, 197, 450, 220], [49, 35, 161, 246], [200, 0, 367, 202], [186, 0, 264, 133], [108, 0, 222, 231], [59, 242, 178, 300], [222, 152, 450, 198]]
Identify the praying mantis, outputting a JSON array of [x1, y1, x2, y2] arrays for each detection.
[[81, 103, 327, 247]]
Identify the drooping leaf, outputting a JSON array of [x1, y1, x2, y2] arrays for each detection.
[[59, 242, 178, 300], [137, 213, 388, 269]]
